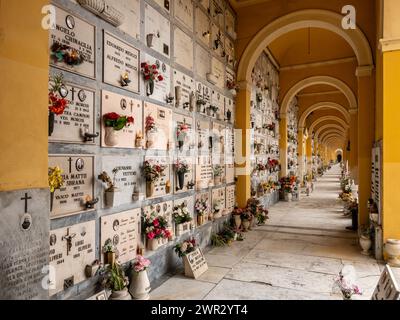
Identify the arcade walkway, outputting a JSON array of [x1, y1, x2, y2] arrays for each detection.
[[151, 165, 382, 300]]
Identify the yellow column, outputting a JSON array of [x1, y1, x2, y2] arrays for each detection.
[[357, 69, 375, 227], [349, 110, 358, 183], [235, 81, 252, 207], [306, 136, 312, 180], [279, 116, 288, 177], [0, 0, 49, 191], [297, 127, 305, 183]]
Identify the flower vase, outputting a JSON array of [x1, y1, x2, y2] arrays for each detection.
[[104, 127, 119, 146], [147, 238, 160, 251], [197, 215, 205, 226], [226, 110, 232, 123], [178, 140, 184, 151], [135, 137, 143, 148], [177, 172, 185, 190], [129, 270, 151, 300], [284, 192, 291, 202], [109, 288, 131, 300], [242, 219, 250, 231], [105, 251, 116, 265], [105, 189, 119, 207], [146, 131, 156, 148], [146, 181, 155, 198], [48, 111, 55, 136], [146, 80, 154, 96], [359, 236, 372, 255], [50, 192, 55, 212], [234, 215, 241, 229]]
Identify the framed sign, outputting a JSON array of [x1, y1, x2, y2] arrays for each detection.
[[174, 0, 194, 31], [100, 209, 141, 265], [145, 3, 171, 57], [101, 91, 142, 149], [48, 154, 95, 219], [103, 31, 140, 93], [49, 221, 95, 296], [173, 27, 194, 71], [48, 82, 96, 144], [50, 6, 95, 78]]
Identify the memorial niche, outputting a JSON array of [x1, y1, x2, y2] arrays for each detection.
[[212, 187, 226, 218], [143, 157, 171, 198], [145, 3, 171, 56], [141, 56, 170, 103], [174, 0, 194, 31], [173, 27, 194, 71], [225, 185, 236, 214], [144, 102, 173, 150], [174, 157, 195, 194], [48, 155, 96, 218], [195, 6, 211, 47], [196, 82, 211, 115], [195, 192, 211, 225], [173, 70, 195, 110]]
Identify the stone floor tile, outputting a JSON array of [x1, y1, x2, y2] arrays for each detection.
[[197, 266, 231, 284]]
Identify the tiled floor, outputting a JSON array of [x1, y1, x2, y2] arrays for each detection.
[[150, 165, 382, 300]]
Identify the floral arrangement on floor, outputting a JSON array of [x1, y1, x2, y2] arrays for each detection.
[[48, 73, 68, 116], [132, 255, 151, 273], [143, 160, 166, 182], [240, 210, 252, 221], [173, 203, 192, 225], [211, 223, 240, 247], [195, 198, 208, 217], [145, 115, 157, 132], [232, 207, 244, 216], [51, 42, 85, 66], [144, 213, 171, 241], [175, 160, 190, 174], [334, 272, 362, 300], [174, 238, 197, 258], [279, 176, 297, 193], [48, 166, 64, 193], [103, 112, 134, 131]]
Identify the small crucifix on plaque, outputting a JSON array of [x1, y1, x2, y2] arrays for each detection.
[[21, 193, 32, 213], [62, 228, 77, 256]]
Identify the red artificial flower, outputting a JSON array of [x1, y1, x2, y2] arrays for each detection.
[[141, 62, 147, 68], [147, 232, 155, 240], [155, 228, 161, 235], [153, 219, 159, 227], [165, 230, 171, 238], [157, 75, 164, 81], [104, 112, 120, 120], [127, 116, 134, 124], [145, 75, 151, 80], [152, 64, 157, 69]]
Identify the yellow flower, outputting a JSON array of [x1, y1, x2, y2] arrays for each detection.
[[48, 166, 64, 193]]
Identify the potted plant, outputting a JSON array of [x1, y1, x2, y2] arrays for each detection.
[[105, 263, 131, 300], [142, 160, 166, 198], [240, 210, 252, 232], [359, 225, 372, 255], [195, 198, 208, 226], [213, 165, 223, 185], [103, 112, 134, 146], [145, 115, 157, 148], [176, 123, 189, 150], [141, 62, 164, 96], [232, 207, 244, 230], [129, 255, 151, 300], [98, 168, 120, 207], [175, 160, 189, 191], [48, 73, 68, 136], [48, 166, 64, 212], [102, 239, 116, 266], [173, 203, 193, 236], [144, 213, 171, 251]]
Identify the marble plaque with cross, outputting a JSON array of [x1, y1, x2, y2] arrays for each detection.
[[210, 57, 225, 89], [143, 201, 174, 239], [143, 102, 173, 150], [100, 209, 141, 265], [49, 220, 95, 296], [196, 119, 211, 155], [195, 44, 211, 80], [144, 156, 171, 198], [173, 70, 195, 110], [173, 156, 195, 194], [103, 31, 140, 93], [101, 90, 142, 149], [101, 155, 143, 207], [195, 7, 210, 47], [50, 6, 95, 78], [211, 90, 225, 121], [142, 54, 171, 104], [212, 187, 226, 216], [0, 189, 49, 300], [173, 113, 195, 152], [173, 27, 194, 71], [196, 155, 212, 189], [196, 82, 212, 115], [48, 82, 96, 144], [48, 155, 95, 219], [225, 185, 236, 214], [174, 0, 194, 31], [145, 3, 171, 57]]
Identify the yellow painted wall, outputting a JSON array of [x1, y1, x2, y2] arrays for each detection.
[[383, 50, 400, 240], [0, 0, 49, 191]]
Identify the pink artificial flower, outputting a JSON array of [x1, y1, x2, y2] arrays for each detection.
[[147, 232, 155, 240]]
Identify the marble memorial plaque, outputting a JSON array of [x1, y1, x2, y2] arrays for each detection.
[[196, 155, 212, 189], [196, 119, 211, 154], [143, 201, 174, 239], [174, 113, 194, 152], [48, 155, 95, 219], [211, 90, 225, 120], [174, 27, 194, 71], [225, 9, 236, 38], [0, 189, 49, 300], [174, 156, 195, 194], [145, 3, 171, 57], [143, 54, 171, 104], [212, 187, 226, 215], [174, 0, 194, 31], [225, 185, 236, 214], [211, 57, 225, 89], [48, 82, 95, 144], [50, 6, 95, 78], [225, 96, 235, 125], [196, 82, 212, 115], [211, 123, 226, 159], [173, 70, 195, 109], [195, 7, 210, 47], [49, 221, 95, 296], [211, 22, 224, 58], [101, 209, 141, 265], [144, 156, 171, 198], [195, 44, 211, 80], [103, 32, 140, 93], [144, 102, 173, 150], [225, 127, 235, 161], [225, 164, 235, 184], [101, 155, 142, 207], [101, 91, 142, 149]]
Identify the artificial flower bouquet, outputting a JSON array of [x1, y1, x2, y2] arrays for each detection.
[[143, 160, 166, 182], [174, 238, 197, 258], [103, 112, 134, 131], [132, 255, 151, 273], [173, 203, 192, 225]]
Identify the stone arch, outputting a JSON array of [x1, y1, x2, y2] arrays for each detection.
[[320, 130, 347, 142], [237, 9, 374, 83], [298, 102, 351, 129], [309, 116, 349, 134], [315, 124, 347, 140], [323, 134, 347, 144]]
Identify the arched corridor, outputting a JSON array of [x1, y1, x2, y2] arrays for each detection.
[[150, 165, 382, 300]]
